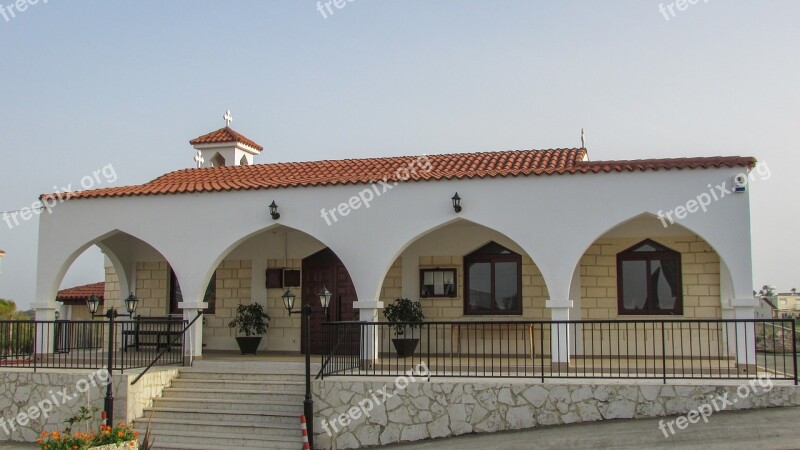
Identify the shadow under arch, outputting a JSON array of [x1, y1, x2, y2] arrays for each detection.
[[196, 223, 353, 299]]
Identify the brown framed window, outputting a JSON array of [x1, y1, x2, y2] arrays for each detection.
[[464, 242, 522, 315], [420, 268, 457, 298], [616, 239, 682, 315], [170, 269, 216, 315]]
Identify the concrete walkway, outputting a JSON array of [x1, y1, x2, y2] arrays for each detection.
[[386, 407, 800, 449], [2, 407, 798, 449]]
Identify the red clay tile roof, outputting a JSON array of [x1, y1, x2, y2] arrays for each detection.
[[56, 282, 104, 305], [190, 127, 264, 152], [41, 149, 756, 201], [0, 250, 5, 256]]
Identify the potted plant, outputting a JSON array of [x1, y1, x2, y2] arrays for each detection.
[[383, 298, 424, 357], [228, 303, 270, 355]]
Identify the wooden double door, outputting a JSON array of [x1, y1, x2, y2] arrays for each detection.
[[301, 248, 358, 354]]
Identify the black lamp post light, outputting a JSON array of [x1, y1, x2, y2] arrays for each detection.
[[269, 200, 281, 220], [283, 286, 333, 449], [451, 192, 462, 213], [86, 293, 139, 426]]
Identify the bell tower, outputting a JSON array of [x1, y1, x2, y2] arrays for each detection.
[[189, 111, 263, 168]]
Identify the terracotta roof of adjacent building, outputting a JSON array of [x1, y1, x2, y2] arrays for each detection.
[[40, 149, 755, 201], [56, 282, 105, 305]]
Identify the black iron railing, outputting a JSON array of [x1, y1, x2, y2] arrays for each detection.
[[0, 319, 187, 371], [320, 319, 798, 383]]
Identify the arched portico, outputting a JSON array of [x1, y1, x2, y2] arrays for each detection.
[[32, 229, 177, 355], [560, 212, 752, 368], [34, 229, 174, 319], [380, 218, 550, 319]]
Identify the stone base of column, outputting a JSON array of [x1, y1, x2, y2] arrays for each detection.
[[361, 358, 375, 369], [551, 362, 570, 372], [737, 364, 757, 376]]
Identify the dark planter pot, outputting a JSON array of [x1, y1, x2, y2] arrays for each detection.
[[392, 338, 420, 358], [235, 336, 263, 355]]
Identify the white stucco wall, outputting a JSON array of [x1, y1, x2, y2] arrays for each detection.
[[34, 165, 756, 356]]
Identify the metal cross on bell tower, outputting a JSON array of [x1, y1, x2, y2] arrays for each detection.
[[223, 110, 234, 127]]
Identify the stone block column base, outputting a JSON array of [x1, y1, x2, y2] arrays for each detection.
[[737, 364, 758, 376]]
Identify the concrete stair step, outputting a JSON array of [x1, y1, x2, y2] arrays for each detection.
[[152, 397, 303, 413], [142, 407, 300, 425], [143, 428, 302, 449], [190, 360, 319, 373], [170, 378, 305, 391], [162, 387, 304, 402], [132, 418, 300, 438], [177, 370, 304, 382], [136, 363, 311, 449]]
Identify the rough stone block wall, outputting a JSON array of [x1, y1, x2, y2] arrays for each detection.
[[313, 378, 800, 449], [0, 368, 177, 443]]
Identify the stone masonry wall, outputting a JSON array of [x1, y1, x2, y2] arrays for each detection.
[[263, 258, 303, 351], [383, 255, 548, 320], [204, 260, 253, 341], [104, 265, 121, 310], [313, 378, 800, 449], [580, 236, 721, 320], [0, 368, 178, 443], [379, 258, 402, 307], [134, 262, 170, 317]]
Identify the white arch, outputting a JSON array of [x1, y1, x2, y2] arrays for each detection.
[[34, 228, 175, 313], [569, 211, 733, 301], [380, 217, 552, 302]]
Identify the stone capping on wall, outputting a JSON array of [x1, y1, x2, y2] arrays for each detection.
[[313, 377, 800, 449]]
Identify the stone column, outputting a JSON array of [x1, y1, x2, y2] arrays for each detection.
[[354, 300, 383, 368], [728, 297, 757, 375], [546, 299, 573, 371]]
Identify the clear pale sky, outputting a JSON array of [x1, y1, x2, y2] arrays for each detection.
[[0, 1, 797, 309]]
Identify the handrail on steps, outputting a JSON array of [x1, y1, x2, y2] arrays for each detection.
[[130, 312, 204, 385]]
